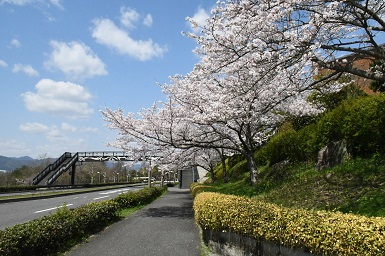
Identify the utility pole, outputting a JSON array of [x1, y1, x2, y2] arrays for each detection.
[[148, 158, 152, 188]]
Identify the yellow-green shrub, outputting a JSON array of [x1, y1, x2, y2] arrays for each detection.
[[194, 192, 385, 255], [190, 183, 215, 198]]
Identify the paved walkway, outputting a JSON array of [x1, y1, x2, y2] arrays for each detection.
[[66, 187, 201, 256]]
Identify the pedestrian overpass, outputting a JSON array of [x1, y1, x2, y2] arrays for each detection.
[[32, 151, 143, 186]]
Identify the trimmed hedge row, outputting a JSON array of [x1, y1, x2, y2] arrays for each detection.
[[114, 186, 166, 209], [0, 185, 43, 193], [194, 192, 385, 256], [190, 183, 216, 198], [0, 186, 167, 256], [0, 201, 119, 256]]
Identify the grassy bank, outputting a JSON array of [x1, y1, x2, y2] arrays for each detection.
[[203, 155, 385, 217]]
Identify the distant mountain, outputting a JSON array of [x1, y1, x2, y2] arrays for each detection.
[[0, 155, 38, 172]]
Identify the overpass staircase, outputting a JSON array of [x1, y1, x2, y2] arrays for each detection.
[[32, 151, 138, 186], [32, 152, 78, 186]]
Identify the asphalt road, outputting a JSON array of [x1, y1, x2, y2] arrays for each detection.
[[0, 185, 144, 230], [66, 187, 200, 256]]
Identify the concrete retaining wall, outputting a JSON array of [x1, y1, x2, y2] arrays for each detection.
[[202, 229, 315, 256]]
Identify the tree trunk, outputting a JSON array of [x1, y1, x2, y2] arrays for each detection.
[[245, 151, 258, 184], [209, 166, 215, 183], [221, 154, 228, 183]]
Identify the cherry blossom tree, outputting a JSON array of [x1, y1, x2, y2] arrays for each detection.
[[186, 0, 384, 87], [104, 50, 320, 185], [308, 0, 385, 83], [161, 62, 320, 184], [195, 148, 222, 183], [102, 103, 231, 183], [102, 0, 385, 185], [155, 147, 227, 183]]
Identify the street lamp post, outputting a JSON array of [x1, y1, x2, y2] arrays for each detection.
[[91, 166, 94, 184]]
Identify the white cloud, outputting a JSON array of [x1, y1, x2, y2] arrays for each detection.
[[120, 7, 152, 28], [84, 127, 99, 132], [19, 121, 81, 151], [143, 14, 152, 27], [45, 40, 107, 81], [61, 122, 77, 132], [21, 79, 93, 118], [189, 7, 210, 34], [46, 127, 66, 141], [21, 122, 77, 134], [92, 18, 167, 61], [120, 7, 139, 30], [10, 38, 21, 48], [12, 63, 39, 76], [0, 0, 63, 9], [0, 140, 29, 156], [0, 0, 31, 5], [0, 60, 8, 68], [49, 0, 63, 10], [20, 122, 50, 133]]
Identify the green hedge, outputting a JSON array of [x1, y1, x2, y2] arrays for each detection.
[[0, 200, 118, 256], [0, 186, 167, 256], [114, 186, 166, 209], [255, 94, 385, 166], [0, 185, 43, 193], [317, 94, 385, 157], [255, 122, 319, 166], [194, 192, 385, 256]]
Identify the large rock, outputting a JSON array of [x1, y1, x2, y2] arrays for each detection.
[[268, 159, 291, 180], [316, 140, 350, 171]]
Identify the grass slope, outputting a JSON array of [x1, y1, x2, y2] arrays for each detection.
[[209, 156, 385, 217]]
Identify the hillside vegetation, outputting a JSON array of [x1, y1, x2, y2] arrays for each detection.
[[206, 93, 385, 218]]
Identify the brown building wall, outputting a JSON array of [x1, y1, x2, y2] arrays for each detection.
[[317, 55, 377, 95]]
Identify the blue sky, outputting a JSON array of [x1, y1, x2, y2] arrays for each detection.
[[0, 0, 217, 158]]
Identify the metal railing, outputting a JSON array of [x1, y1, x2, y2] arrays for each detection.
[[32, 152, 72, 185]]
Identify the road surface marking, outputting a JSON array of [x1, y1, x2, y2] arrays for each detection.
[[35, 204, 74, 214], [93, 195, 110, 200], [99, 188, 130, 195]]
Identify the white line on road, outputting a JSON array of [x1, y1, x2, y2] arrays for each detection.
[[93, 195, 110, 200], [34, 204, 74, 214], [99, 188, 130, 195]]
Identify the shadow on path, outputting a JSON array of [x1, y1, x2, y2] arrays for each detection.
[[140, 201, 194, 219]]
